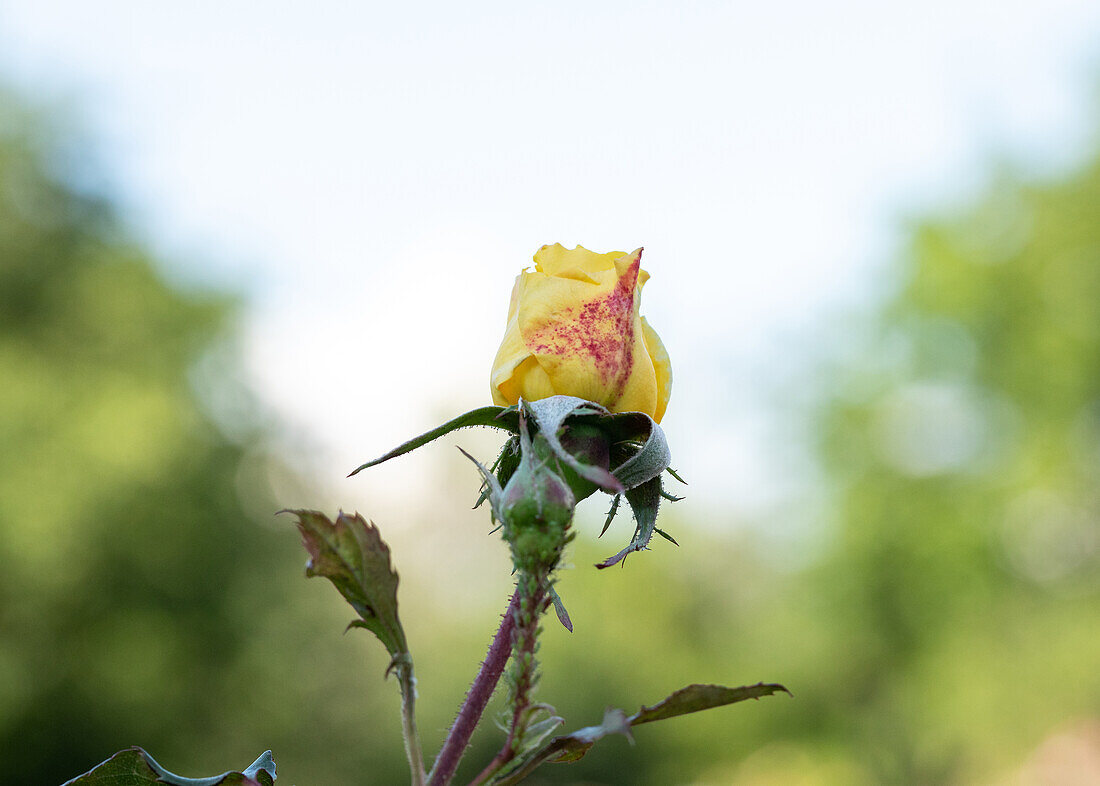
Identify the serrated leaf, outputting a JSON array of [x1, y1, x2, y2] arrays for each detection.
[[285, 510, 407, 657], [596, 475, 663, 569], [491, 682, 789, 784], [630, 682, 791, 725], [348, 406, 518, 476], [63, 748, 275, 786]]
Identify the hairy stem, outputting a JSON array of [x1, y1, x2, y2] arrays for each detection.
[[470, 571, 550, 786], [427, 590, 521, 786], [395, 656, 426, 786]]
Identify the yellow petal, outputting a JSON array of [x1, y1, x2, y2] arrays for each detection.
[[614, 248, 647, 282], [641, 317, 672, 423], [490, 299, 533, 406], [501, 356, 556, 403], [612, 326, 658, 417], [490, 244, 672, 421], [534, 243, 625, 276], [503, 272, 527, 324], [517, 253, 642, 407]]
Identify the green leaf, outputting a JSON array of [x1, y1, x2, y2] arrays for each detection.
[[63, 748, 275, 786], [630, 682, 791, 725], [348, 406, 517, 476], [490, 682, 789, 784], [284, 509, 407, 657]]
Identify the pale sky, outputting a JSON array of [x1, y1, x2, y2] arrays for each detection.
[[3, 0, 1099, 526]]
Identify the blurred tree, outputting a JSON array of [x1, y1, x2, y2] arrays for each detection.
[[529, 138, 1100, 784], [0, 92, 290, 782], [801, 148, 1100, 781], [5, 80, 1098, 786]]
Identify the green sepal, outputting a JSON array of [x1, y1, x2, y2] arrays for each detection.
[[348, 406, 517, 476], [599, 494, 621, 537], [346, 396, 679, 568], [494, 436, 522, 490], [348, 395, 672, 497], [548, 585, 573, 632], [653, 527, 679, 546], [458, 447, 504, 525], [475, 436, 520, 511], [599, 413, 672, 491], [488, 682, 789, 784], [665, 466, 687, 485], [596, 475, 664, 569], [523, 397, 622, 494], [62, 748, 275, 786], [498, 413, 576, 572]]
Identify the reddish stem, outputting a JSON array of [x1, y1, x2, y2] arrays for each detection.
[[427, 589, 520, 786], [469, 575, 549, 786]]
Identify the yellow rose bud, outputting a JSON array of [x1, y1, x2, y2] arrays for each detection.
[[490, 244, 672, 423]]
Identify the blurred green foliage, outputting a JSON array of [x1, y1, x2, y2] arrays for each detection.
[[797, 150, 1100, 782], [468, 142, 1100, 783], [0, 95, 279, 782], [2, 85, 1098, 785]]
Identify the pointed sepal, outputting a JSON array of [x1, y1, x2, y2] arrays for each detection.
[[596, 475, 664, 569], [349, 406, 518, 476], [524, 397, 622, 494]]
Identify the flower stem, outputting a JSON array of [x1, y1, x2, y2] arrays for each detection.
[[469, 572, 550, 786], [427, 590, 521, 786], [394, 655, 426, 786]]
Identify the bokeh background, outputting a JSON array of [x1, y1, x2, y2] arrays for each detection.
[[3, 2, 1100, 783]]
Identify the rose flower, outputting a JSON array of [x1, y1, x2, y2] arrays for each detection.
[[490, 244, 672, 423]]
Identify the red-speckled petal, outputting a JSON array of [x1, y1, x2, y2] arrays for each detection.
[[517, 249, 645, 409]]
